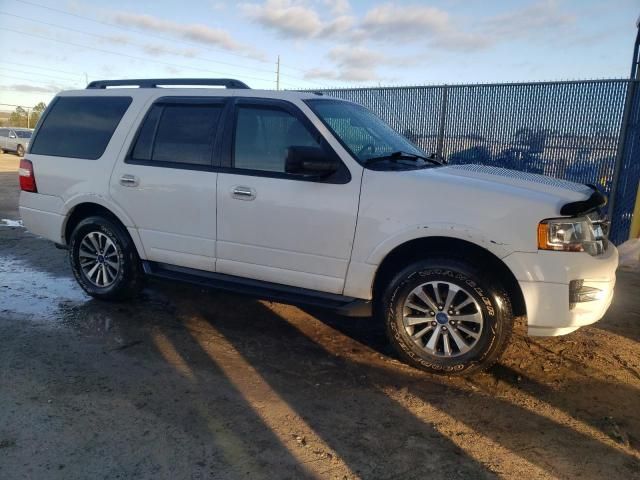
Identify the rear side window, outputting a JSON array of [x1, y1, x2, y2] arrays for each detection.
[[30, 96, 132, 159], [130, 103, 222, 167]]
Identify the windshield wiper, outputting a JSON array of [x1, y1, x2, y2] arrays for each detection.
[[366, 151, 443, 166]]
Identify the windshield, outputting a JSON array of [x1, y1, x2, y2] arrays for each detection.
[[306, 99, 425, 164], [15, 131, 32, 138]]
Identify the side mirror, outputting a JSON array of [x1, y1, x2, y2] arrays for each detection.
[[9, 133, 16, 138], [285, 146, 339, 178]]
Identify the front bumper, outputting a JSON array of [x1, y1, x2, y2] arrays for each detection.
[[503, 245, 618, 336]]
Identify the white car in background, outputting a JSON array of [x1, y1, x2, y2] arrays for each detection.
[[0, 127, 32, 157], [18, 78, 618, 375]]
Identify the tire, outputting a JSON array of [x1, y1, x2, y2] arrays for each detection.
[[69, 216, 143, 300], [16, 144, 24, 157], [380, 257, 513, 375]]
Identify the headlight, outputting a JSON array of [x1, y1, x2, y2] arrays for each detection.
[[538, 214, 608, 256]]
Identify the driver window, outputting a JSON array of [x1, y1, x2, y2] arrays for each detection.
[[233, 106, 319, 173]]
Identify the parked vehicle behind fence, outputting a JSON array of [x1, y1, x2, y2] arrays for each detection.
[[0, 127, 32, 157], [18, 79, 618, 375]]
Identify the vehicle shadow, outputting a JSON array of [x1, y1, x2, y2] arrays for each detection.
[[183, 290, 640, 479], [4, 281, 494, 479], [3, 295, 315, 479], [6, 276, 639, 479], [488, 365, 640, 451], [167, 286, 494, 479]]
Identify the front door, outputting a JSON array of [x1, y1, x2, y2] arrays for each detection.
[[111, 97, 226, 271], [216, 99, 361, 294]]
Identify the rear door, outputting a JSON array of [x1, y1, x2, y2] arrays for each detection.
[[111, 97, 226, 271], [215, 98, 361, 294], [7, 129, 17, 151]]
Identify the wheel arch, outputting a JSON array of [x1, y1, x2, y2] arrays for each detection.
[[63, 202, 146, 259], [372, 236, 527, 318]]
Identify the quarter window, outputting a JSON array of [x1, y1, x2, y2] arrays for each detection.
[[29, 96, 132, 159], [131, 103, 222, 166], [233, 106, 320, 173]]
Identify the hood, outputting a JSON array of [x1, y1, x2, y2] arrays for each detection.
[[437, 164, 593, 200]]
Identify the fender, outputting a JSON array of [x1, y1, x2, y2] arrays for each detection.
[[365, 223, 519, 266], [343, 223, 522, 300], [62, 193, 148, 259]]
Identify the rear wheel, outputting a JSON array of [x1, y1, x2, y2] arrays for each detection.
[[69, 216, 143, 300], [380, 257, 513, 375], [16, 144, 24, 157]]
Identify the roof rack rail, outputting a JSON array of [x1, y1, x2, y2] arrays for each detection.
[[86, 78, 250, 89]]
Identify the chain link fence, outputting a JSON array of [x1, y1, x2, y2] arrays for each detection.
[[315, 79, 639, 244]]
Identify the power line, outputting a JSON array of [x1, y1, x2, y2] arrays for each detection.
[[9, 0, 334, 87], [0, 11, 279, 78], [0, 10, 331, 88], [0, 67, 80, 83], [2, 27, 278, 84], [13, 0, 275, 67], [0, 103, 41, 109], [10, 60, 91, 77], [0, 74, 72, 87]]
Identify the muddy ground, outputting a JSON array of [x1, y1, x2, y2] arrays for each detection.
[[0, 152, 639, 479]]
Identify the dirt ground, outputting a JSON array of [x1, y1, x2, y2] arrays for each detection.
[[0, 152, 639, 479]]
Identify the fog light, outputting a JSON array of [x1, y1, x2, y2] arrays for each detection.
[[569, 280, 603, 309]]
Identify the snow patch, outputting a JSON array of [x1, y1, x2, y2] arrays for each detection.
[[0, 218, 23, 227], [618, 239, 640, 270]]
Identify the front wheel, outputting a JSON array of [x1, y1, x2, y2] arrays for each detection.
[[16, 144, 24, 157], [69, 216, 143, 300], [380, 258, 513, 375]]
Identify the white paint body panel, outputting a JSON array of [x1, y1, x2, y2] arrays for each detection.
[[18, 87, 618, 337], [216, 172, 360, 293], [109, 164, 218, 272]]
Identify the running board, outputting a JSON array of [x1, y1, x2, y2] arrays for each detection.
[[142, 261, 372, 317]]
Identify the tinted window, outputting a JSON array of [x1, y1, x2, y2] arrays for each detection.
[[233, 106, 319, 172], [15, 131, 32, 138], [30, 96, 132, 159], [131, 104, 221, 166]]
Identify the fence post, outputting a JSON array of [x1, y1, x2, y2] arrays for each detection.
[[436, 85, 448, 160], [631, 180, 640, 239], [608, 79, 637, 238]]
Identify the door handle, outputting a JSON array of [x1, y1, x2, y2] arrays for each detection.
[[120, 174, 139, 187], [231, 186, 256, 200]]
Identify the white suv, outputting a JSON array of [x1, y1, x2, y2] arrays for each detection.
[[18, 78, 618, 375]]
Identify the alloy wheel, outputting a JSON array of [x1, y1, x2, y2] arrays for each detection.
[[79, 231, 120, 287], [402, 281, 484, 357]]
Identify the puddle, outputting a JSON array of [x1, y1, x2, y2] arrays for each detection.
[[0, 256, 88, 322], [0, 254, 181, 350]]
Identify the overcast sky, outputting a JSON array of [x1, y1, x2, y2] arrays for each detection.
[[0, 0, 638, 108]]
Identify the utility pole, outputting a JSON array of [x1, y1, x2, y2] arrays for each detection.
[[276, 55, 280, 91], [84, 72, 88, 86], [26, 107, 31, 129]]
